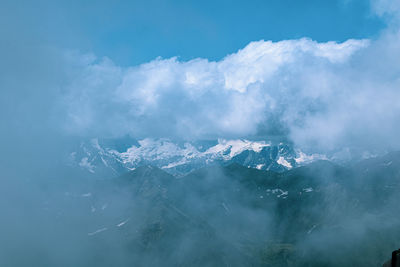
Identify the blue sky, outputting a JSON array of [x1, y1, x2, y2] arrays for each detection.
[[7, 0, 385, 65], [71, 0, 385, 65]]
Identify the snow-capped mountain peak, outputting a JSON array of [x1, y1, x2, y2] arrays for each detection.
[[204, 139, 271, 159], [70, 138, 323, 176]]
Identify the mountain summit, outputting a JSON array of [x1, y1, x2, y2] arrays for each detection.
[[68, 138, 326, 176]]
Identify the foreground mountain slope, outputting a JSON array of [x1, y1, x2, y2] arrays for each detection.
[[84, 153, 400, 266], [4, 152, 400, 266]]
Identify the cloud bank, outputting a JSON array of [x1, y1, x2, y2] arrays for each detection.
[[61, 30, 400, 153], [2, 0, 397, 157], [63, 39, 367, 138]]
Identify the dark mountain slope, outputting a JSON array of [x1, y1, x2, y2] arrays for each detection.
[[12, 152, 400, 266]]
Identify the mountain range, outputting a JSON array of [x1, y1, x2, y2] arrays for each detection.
[[68, 137, 327, 177], [31, 150, 400, 267]]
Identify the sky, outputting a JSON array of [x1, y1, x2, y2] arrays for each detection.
[[1, 0, 400, 161], [1, 0, 386, 65]]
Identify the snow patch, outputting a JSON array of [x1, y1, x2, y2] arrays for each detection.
[[117, 218, 130, 227], [303, 187, 313, 193], [88, 227, 107, 236], [382, 161, 393, 166], [256, 164, 265, 170], [266, 188, 288, 198], [277, 156, 292, 169], [205, 139, 271, 159], [295, 151, 327, 165], [307, 224, 317, 234], [79, 157, 95, 173]]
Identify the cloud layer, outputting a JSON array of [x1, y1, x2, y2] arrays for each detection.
[[61, 30, 400, 153], [372, 0, 400, 21]]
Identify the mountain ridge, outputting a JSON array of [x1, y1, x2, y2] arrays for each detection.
[[68, 137, 328, 177]]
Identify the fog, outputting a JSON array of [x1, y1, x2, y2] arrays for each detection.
[[1, 0, 400, 266], [1, 157, 399, 266]]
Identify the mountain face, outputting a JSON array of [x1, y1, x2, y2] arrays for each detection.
[[68, 137, 326, 177], [51, 138, 400, 266], [24, 151, 400, 267]]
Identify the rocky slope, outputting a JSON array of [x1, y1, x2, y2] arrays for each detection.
[[45, 151, 400, 266], [68, 137, 326, 176]]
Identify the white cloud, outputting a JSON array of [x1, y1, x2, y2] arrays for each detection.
[[61, 27, 400, 154], [62, 38, 370, 143], [371, 0, 400, 17]]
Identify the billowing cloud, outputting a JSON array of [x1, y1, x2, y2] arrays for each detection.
[[62, 39, 373, 145], [56, 1, 400, 154], [371, 0, 400, 19]]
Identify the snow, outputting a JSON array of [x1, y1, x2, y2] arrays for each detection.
[[76, 137, 313, 175], [295, 151, 327, 165], [112, 138, 201, 166], [303, 187, 313, 193], [256, 164, 265, 170], [100, 156, 109, 167], [277, 156, 292, 169], [382, 161, 393, 166], [110, 138, 273, 169], [161, 158, 189, 169], [90, 138, 103, 151], [361, 151, 378, 159], [117, 218, 130, 227], [277, 190, 288, 198], [88, 227, 107, 236], [307, 224, 317, 234], [267, 189, 289, 198], [205, 139, 270, 159], [221, 202, 230, 212], [79, 157, 95, 173]]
